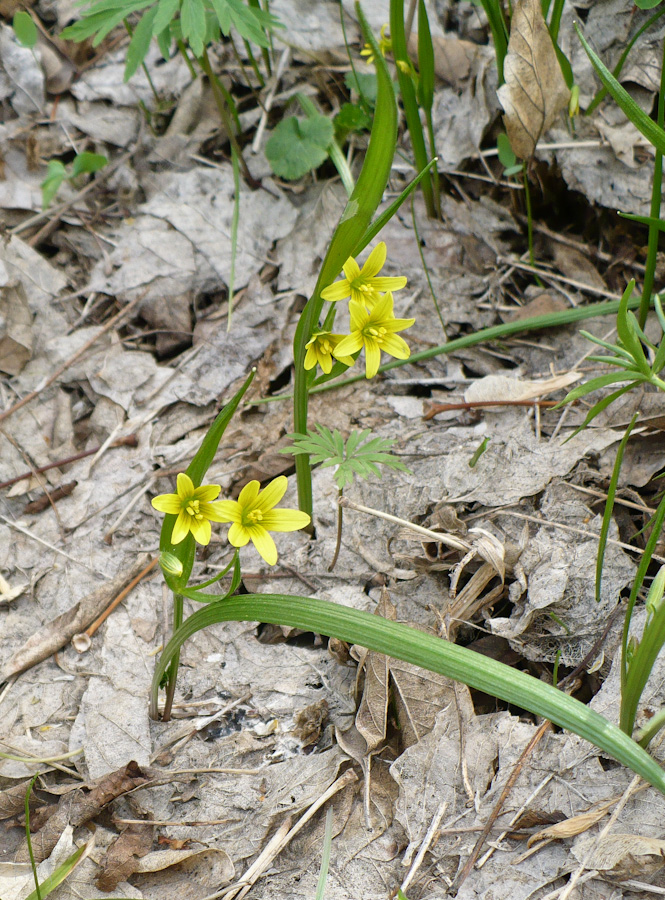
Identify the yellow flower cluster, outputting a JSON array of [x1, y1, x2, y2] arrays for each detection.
[[307, 242, 414, 379], [152, 473, 310, 563]]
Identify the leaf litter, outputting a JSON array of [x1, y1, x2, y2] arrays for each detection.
[[2, 0, 665, 897]]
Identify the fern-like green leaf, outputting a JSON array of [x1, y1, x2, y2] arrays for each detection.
[[282, 427, 411, 490]]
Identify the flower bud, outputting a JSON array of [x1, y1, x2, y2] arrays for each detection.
[[159, 551, 183, 578]]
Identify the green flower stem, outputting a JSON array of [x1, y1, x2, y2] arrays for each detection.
[[122, 18, 159, 104], [637, 706, 665, 749], [585, 6, 665, 117], [621, 492, 665, 735], [638, 32, 665, 329], [309, 293, 649, 395], [176, 39, 197, 80], [329, 488, 343, 572], [198, 49, 256, 188], [252, 293, 651, 408], [292, 3, 397, 518], [150, 594, 665, 795], [390, 0, 436, 217], [161, 592, 183, 722]]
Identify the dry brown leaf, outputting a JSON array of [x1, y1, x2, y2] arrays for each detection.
[[527, 799, 616, 846], [497, 0, 570, 158], [501, 292, 569, 322], [464, 372, 581, 404], [352, 591, 393, 752], [352, 591, 456, 751], [572, 833, 665, 880], [0, 281, 33, 376], [552, 244, 607, 289], [0, 554, 152, 680], [15, 761, 153, 863], [96, 822, 154, 891]]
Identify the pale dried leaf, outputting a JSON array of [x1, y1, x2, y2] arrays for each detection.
[[572, 832, 665, 880], [464, 372, 580, 405], [527, 799, 616, 846], [497, 0, 570, 158], [353, 590, 394, 752]]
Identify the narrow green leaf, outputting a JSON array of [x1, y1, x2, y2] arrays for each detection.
[[124, 4, 157, 78], [596, 416, 637, 604], [151, 594, 665, 795], [41, 160, 66, 209], [70, 151, 108, 177], [416, 0, 435, 113], [576, 25, 665, 154], [153, 0, 180, 35], [13, 11, 38, 47]]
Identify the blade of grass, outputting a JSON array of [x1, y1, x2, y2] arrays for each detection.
[[596, 415, 638, 604], [150, 593, 665, 796], [390, 0, 435, 216], [292, 2, 398, 517]]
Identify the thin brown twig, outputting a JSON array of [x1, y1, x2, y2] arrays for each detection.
[[0, 435, 138, 490], [452, 720, 553, 893], [79, 556, 159, 643], [0, 291, 146, 427]]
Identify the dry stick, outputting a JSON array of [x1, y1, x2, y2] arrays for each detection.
[[452, 720, 553, 893], [0, 552, 152, 681], [0, 435, 138, 491], [496, 256, 622, 301], [0, 292, 145, 427], [73, 556, 159, 649], [9, 148, 133, 240], [423, 398, 560, 420], [215, 770, 358, 900], [497, 509, 665, 564], [400, 800, 448, 895]]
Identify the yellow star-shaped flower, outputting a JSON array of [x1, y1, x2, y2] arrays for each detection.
[[152, 473, 227, 546], [333, 292, 415, 379], [320, 242, 407, 309], [360, 24, 391, 66], [214, 476, 311, 566], [304, 331, 355, 374]]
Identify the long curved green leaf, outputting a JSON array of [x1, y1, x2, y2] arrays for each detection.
[[576, 25, 665, 154], [150, 594, 665, 794]]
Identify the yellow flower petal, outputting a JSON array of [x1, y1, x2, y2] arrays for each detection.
[[361, 242, 387, 279], [171, 510, 191, 544], [304, 344, 318, 370], [193, 484, 221, 502], [237, 480, 260, 507], [342, 257, 361, 282], [364, 339, 382, 378], [381, 333, 411, 359], [152, 493, 182, 514], [256, 476, 288, 511], [228, 521, 251, 548], [320, 281, 351, 302], [189, 517, 211, 545], [199, 500, 231, 522], [385, 316, 415, 332], [262, 509, 311, 532], [249, 527, 278, 566], [333, 332, 363, 358], [211, 500, 241, 523], [370, 276, 407, 293], [176, 472, 195, 498], [348, 300, 369, 332]]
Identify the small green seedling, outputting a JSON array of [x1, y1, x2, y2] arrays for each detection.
[[12, 10, 38, 47], [265, 114, 334, 181], [41, 152, 108, 209], [497, 133, 523, 178], [282, 426, 411, 570]]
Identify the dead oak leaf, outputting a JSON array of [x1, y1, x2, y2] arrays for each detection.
[[497, 0, 570, 158], [352, 591, 456, 752]]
